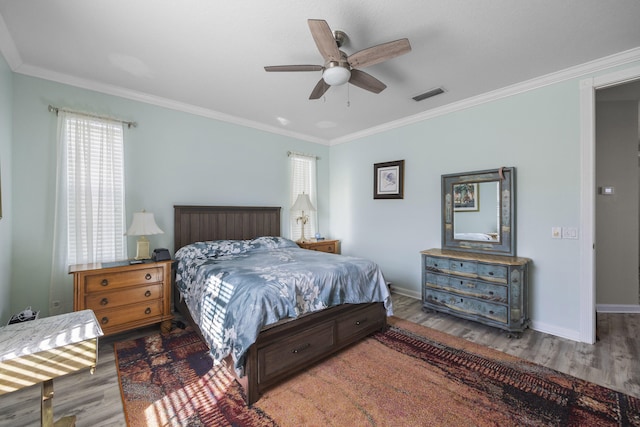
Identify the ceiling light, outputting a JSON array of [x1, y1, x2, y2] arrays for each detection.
[[323, 65, 351, 86]]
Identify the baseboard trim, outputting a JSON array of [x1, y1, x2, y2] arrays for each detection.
[[596, 304, 640, 313], [528, 320, 581, 342], [390, 286, 421, 300]]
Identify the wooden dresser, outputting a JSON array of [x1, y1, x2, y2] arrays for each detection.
[[421, 249, 531, 337], [297, 239, 340, 254], [69, 260, 173, 336]]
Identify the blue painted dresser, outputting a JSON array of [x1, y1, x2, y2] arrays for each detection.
[[421, 248, 531, 337]]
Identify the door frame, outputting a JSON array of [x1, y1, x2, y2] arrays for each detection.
[[579, 65, 640, 343]]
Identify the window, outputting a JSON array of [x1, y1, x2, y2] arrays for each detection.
[[289, 153, 317, 241], [50, 111, 128, 314], [64, 113, 127, 263]]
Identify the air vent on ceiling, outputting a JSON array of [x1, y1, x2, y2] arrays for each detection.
[[412, 87, 445, 102]]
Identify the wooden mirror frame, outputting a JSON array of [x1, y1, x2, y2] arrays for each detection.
[[442, 167, 516, 256]]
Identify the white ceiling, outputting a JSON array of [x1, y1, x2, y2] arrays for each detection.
[[1, 1, 640, 145]]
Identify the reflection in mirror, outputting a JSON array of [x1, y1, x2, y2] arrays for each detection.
[[453, 181, 500, 242], [442, 167, 516, 256]]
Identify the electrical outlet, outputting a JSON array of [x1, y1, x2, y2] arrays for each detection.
[[551, 227, 562, 239]]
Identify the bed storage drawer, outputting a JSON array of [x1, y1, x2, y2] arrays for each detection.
[[337, 303, 386, 344], [257, 321, 335, 384]]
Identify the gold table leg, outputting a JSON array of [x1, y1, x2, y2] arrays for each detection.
[[41, 380, 77, 427]]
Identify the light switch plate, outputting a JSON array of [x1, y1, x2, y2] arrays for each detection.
[[562, 227, 578, 239], [551, 227, 562, 239]]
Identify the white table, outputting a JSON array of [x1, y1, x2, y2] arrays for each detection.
[[0, 310, 103, 426]]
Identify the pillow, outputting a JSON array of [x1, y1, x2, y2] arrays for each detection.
[[174, 236, 298, 262]]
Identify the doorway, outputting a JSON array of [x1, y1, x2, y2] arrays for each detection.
[[595, 81, 640, 313], [580, 65, 640, 344]]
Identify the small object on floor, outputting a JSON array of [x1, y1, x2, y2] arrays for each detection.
[[174, 320, 186, 329]]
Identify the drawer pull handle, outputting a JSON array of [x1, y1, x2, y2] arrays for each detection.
[[489, 291, 494, 295], [101, 279, 109, 286], [101, 317, 109, 324], [144, 290, 152, 297], [145, 273, 152, 281], [100, 298, 109, 306], [355, 318, 368, 326], [291, 343, 311, 354], [145, 307, 152, 315], [489, 272, 494, 276], [489, 310, 495, 315]]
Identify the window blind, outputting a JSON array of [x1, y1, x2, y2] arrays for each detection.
[[289, 153, 317, 240]]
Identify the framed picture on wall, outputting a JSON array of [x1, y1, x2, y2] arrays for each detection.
[[374, 160, 404, 199], [453, 182, 479, 211]]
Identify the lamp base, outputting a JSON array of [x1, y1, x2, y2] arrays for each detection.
[[135, 236, 151, 260]]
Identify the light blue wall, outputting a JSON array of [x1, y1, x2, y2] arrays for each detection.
[[10, 74, 329, 316], [7, 53, 640, 337], [330, 78, 587, 336], [0, 53, 12, 324]]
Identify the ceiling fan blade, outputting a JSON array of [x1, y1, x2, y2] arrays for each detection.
[[349, 69, 387, 94], [348, 38, 411, 69], [308, 19, 341, 62], [309, 78, 331, 99], [264, 65, 323, 72]]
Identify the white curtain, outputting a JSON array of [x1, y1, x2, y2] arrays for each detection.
[[289, 153, 318, 241], [49, 111, 127, 314]]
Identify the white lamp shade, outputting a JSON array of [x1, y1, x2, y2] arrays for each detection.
[[323, 66, 351, 86], [125, 211, 164, 236], [291, 193, 316, 212]]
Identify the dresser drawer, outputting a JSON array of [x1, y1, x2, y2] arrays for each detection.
[[309, 242, 337, 253], [477, 264, 508, 283], [448, 259, 477, 277], [258, 321, 335, 384], [85, 283, 162, 310], [336, 303, 385, 344], [428, 274, 508, 304], [84, 267, 162, 293], [425, 256, 448, 272], [94, 300, 164, 330], [425, 289, 508, 324]]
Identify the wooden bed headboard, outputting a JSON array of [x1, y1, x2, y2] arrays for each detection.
[[173, 205, 281, 252]]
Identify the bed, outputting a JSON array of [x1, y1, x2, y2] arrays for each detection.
[[173, 205, 391, 405]]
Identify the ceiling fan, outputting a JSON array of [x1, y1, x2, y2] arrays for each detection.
[[265, 19, 411, 100]]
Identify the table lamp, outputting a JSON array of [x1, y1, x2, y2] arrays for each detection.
[[291, 193, 316, 243], [125, 210, 164, 260]]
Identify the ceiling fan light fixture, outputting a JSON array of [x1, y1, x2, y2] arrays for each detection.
[[323, 65, 351, 86]]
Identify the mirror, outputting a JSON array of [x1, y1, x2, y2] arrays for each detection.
[[442, 167, 516, 256]]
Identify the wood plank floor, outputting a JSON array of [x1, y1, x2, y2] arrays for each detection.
[[1, 293, 638, 426]]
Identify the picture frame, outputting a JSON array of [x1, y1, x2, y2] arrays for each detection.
[[374, 160, 404, 199], [453, 182, 479, 211]]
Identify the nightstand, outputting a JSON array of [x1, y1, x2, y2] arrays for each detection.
[[297, 239, 340, 254], [69, 260, 173, 336]]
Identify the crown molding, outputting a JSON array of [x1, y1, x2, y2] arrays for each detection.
[[329, 47, 640, 146], [15, 63, 329, 145], [0, 13, 22, 70]]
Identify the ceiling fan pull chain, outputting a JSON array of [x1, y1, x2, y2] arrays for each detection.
[[347, 84, 351, 107]]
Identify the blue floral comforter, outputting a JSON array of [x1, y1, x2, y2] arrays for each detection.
[[175, 236, 392, 376]]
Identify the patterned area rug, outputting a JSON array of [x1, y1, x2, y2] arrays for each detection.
[[115, 318, 640, 426]]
